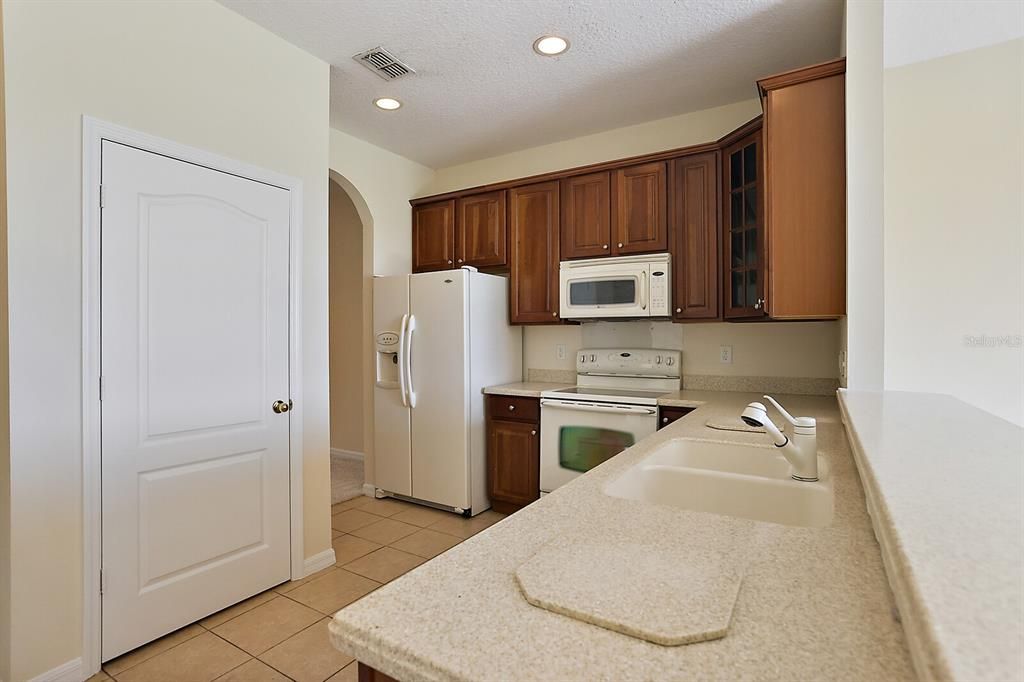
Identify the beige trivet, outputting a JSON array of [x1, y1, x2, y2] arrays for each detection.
[[515, 537, 745, 646]]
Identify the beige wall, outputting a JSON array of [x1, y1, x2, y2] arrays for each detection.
[[883, 37, 1023, 425], [427, 99, 762, 195], [3, 1, 330, 678], [0, 4, 11, 680], [525, 321, 840, 380], [329, 181, 365, 453]]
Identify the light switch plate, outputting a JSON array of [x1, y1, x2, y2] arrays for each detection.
[[556, 344, 566, 361], [719, 345, 733, 364]]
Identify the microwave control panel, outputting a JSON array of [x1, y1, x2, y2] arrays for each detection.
[[649, 267, 670, 316]]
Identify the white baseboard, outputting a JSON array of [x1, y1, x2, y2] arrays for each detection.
[[27, 658, 83, 682], [302, 548, 337, 577], [362, 483, 377, 498], [330, 448, 364, 461]]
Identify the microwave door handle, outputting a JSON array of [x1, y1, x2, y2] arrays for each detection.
[[640, 270, 648, 311], [540, 399, 656, 415], [397, 313, 409, 407]]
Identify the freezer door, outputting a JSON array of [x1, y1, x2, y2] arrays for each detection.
[[373, 275, 412, 496], [409, 270, 470, 509]]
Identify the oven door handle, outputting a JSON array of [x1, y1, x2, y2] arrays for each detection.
[[540, 399, 656, 415]]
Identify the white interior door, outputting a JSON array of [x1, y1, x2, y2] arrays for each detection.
[[409, 270, 470, 509], [100, 141, 292, 660]]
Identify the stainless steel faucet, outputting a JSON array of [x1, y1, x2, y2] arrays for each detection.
[[741, 395, 819, 481]]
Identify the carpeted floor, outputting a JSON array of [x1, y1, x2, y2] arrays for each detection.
[[331, 452, 365, 504]]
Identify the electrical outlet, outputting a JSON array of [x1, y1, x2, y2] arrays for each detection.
[[838, 350, 848, 384], [719, 345, 733, 364], [556, 344, 566, 361]]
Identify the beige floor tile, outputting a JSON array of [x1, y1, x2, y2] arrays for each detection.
[[285, 568, 380, 614], [212, 595, 322, 655], [332, 495, 371, 513], [116, 632, 249, 682], [428, 510, 505, 539], [200, 590, 278, 629], [342, 547, 426, 583], [86, 672, 113, 682], [103, 623, 205, 676], [327, 661, 359, 682], [259, 619, 355, 682], [390, 528, 463, 559], [331, 508, 383, 533], [389, 505, 454, 528], [355, 497, 412, 517], [215, 658, 290, 681], [349, 518, 419, 545], [274, 566, 339, 595], [332, 534, 382, 565]]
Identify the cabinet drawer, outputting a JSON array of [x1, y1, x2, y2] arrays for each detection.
[[658, 406, 695, 429], [486, 394, 540, 422]]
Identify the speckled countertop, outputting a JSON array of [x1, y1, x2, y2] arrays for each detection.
[[330, 391, 914, 681], [839, 390, 1023, 682], [481, 381, 572, 397]]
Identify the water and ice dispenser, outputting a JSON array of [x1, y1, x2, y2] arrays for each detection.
[[375, 331, 401, 388]]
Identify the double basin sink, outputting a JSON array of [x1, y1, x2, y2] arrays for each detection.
[[603, 438, 833, 527]]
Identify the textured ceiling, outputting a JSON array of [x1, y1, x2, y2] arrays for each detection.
[[219, 0, 843, 168]]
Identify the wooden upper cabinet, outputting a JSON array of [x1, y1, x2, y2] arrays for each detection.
[[759, 58, 846, 319], [612, 161, 668, 255], [412, 199, 455, 272], [671, 152, 720, 321], [721, 125, 767, 320], [560, 172, 611, 259], [456, 190, 507, 268], [509, 181, 560, 324]]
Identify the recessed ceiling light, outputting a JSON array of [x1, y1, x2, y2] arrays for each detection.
[[373, 97, 402, 111], [533, 35, 569, 56]]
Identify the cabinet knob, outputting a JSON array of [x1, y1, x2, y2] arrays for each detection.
[[602, 244, 609, 250], [552, 311, 557, 317], [662, 417, 669, 423], [447, 259, 453, 265], [617, 242, 623, 248], [754, 297, 764, 310], [531, 430, 537, 436], [675, 307, 682, 314], [508, 404, 515, 411], [457, 258, 464, 264]]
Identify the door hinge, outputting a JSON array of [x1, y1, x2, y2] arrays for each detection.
[[100, 184, 106, 209], [99, 376, 104, 401], [99, 568, 106, 595]]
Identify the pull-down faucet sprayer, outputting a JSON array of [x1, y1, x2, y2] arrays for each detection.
[[741, 396, 819, 482]]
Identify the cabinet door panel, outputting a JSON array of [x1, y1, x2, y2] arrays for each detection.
[[722, 129, 766, 319], [412, 200, 455, 272], [672, 153, 720, 320], [457, 190, 507, 268], [509, 181, 560, 324], [487, 418, 539, 509], [613, 161, 667, 254], [560, 172, 611, 259]]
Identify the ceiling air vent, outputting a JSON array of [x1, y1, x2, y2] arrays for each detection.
[[352, 46, 415, 81]]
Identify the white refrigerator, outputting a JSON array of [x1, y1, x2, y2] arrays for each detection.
[[373, 269, 522, 516]]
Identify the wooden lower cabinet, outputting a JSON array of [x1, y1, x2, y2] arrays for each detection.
[[486, 395, 540, 513], [358, 662, 400, 682], [658, 406, 695, 429]]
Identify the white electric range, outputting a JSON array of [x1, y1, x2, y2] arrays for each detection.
[[539, 348, 682, 494]]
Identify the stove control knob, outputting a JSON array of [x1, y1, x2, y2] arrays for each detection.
[[589, 354, 596, 362], [666, 357, 675, 366], [655, 356, 662, 365]]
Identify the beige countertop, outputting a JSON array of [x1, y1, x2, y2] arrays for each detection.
[[482, 381, 573, 397], [839, 390, 1023, 682], [330, 391, 914, 681]]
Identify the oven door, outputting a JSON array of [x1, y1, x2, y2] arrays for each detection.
[[539, 398, 657, 493], [560, 261, 651, 318]]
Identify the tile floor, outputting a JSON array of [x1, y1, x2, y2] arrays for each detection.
[[94, 496, 506, 682]]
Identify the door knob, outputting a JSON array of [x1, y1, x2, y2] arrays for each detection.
[[272, 400, 291, 414]]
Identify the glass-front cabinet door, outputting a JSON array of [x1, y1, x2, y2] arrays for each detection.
[[722, 126, 767, 319]]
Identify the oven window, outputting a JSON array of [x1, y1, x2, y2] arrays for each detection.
[[558, 426, 636, 473], [568, 278, 637, 306]]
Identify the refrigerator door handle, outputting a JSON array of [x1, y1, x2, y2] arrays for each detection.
[[405, 314, 417, 408], [397, 313, 409, 407]]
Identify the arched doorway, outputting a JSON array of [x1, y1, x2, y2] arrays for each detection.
[[328, 171, 373, 504]]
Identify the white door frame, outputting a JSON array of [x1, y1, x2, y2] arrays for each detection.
[[80, 116, 305, 674]]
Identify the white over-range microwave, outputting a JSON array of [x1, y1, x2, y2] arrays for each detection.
[[559, 253, 671, 319]]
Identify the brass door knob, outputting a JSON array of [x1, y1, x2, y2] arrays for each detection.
[[272, 400, 291, 414]]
